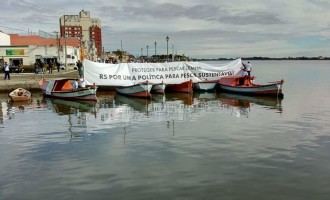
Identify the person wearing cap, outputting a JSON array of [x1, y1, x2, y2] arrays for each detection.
[[3, 62, 10, 80]]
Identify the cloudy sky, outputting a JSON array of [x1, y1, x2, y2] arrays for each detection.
[[1, 0, 329, 59]]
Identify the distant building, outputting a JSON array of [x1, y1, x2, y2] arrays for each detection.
[[59, 10, 102, 61]]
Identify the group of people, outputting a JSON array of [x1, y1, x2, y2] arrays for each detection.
[[2, 62, 25, 80], [34, 60, 61, 74], [2, 59, 82, 80]]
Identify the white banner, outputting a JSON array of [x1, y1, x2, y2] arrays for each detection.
[[83, 58, 245, 86]]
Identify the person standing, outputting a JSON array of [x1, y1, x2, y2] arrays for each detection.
[[3, 62, 10, 80], [39, 60, 45, 74], [48, 60, 53, 74], [76, 60, 83, 77], [246, 61, 252, 76], [56, 61, 61, 73], [34, 61, 39, 74]]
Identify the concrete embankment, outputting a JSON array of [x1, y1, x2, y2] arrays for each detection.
[[0, 71, 78, 92]]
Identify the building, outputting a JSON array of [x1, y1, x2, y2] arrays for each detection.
[[0, 31, 11, 66], [0, 32, 79, 67], [0, 31, 10, 46], [59, 10, 102, 61]]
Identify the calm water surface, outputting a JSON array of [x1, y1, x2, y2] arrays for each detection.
[[1, 60, 330, 200]]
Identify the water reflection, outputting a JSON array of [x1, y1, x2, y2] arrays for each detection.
[[44, 98, 99, 116], [217, 92, 283, 113], [43, 98, 99, 142], [0, 92, 283, 139], [96, 92, 282, 126], [1, 92, 282, 124], [115, 94, 152, 113]]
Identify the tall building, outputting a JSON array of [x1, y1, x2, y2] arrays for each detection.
[[59, 10, 102, 61]]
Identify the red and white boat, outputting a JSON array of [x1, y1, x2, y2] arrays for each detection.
[[166, 80, 193, 93], [115, 81, 153, 98], [218, 76, 284, 97], [151, 82, 166, 94], [193, 79, 218, 92], [39, 78, 97, 101]]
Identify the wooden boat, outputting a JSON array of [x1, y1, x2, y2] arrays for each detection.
[[193, 80, 218, 92], [166, 80, 193, 93], [218, 76, 284, 97], [39, 78, 97, 101], [8, 88, 32, 102], [151, 82, 166, 94], [115, 81, 153, 98]]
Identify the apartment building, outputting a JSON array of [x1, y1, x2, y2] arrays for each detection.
[[59, 10, 102, 61]]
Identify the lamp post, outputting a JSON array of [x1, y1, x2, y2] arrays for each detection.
[[154, 41, 157, 59], [146, 45, 149, 59], [166, 36, 169, 62]]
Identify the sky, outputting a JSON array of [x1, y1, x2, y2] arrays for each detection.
[[1, 0, 329, 59]]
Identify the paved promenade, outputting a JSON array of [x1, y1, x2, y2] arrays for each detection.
[[0, 70, 78, 92]]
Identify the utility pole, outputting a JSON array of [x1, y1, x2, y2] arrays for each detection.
[[91, 40, 94, 61], [53, 31, 60, 63], [63, 15, 67, 71]]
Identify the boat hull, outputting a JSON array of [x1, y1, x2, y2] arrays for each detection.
[[166, 80, 193, 93], [116, 82, 153, 98], [151, 83, 166, 94], [218, 82, 284, 97], [42, 89, 97, 101], [39, 78, 97, 101]]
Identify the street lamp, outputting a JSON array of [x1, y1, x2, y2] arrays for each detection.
[[146, 45, 149, 58], [166, 36, 169, 62], [154, 41, 157, 59]]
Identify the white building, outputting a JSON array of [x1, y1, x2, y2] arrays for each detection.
[[0, 45, 79, 66], [0, 31, 10, 46]]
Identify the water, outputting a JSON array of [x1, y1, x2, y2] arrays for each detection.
[[1, 60, 330, 200]]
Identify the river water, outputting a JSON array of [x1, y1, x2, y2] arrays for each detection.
[[1, 60, 330, 200]]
